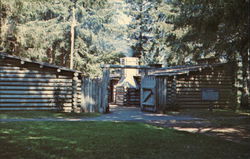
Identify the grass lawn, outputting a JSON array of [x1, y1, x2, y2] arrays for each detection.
[[0, 121, 249, 159], [0, 111, 100, 119]]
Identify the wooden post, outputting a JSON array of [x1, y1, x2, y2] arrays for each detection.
[[140, 68, 148, 110], [80, 77, 87, 112], [101, 68, 110, 113]]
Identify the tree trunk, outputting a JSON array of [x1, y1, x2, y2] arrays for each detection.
[[240, 50, 249, 109], [70, 7, 76, 69]]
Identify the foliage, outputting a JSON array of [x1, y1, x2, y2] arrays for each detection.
[[0, 0, 126, 77], [126, 0, 163, 64], [169, 0, 249, 108]]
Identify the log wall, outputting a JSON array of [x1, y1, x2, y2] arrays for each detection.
[[174, 64, 235, 108], [154, 63, 236, 110], [0, 58, 81, 112], [115, 87, 140, 106]]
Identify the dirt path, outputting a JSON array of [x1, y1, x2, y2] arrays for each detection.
[[0, 106, 201, 122], [1, 105, 249, 144]]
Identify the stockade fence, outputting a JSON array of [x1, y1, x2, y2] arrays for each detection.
[[81, 77, 109, 113]]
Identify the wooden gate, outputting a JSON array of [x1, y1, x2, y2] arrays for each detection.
[[141, 76, 156, 112]]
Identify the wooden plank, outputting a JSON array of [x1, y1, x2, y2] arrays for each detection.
[[143, 90, 153, 103]]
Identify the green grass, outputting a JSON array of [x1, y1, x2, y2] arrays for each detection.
[[0, 111, 100, 119], [0, 121, 249, 159]]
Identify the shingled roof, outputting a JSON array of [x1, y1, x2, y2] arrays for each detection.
[[148, 63, 226, 76]]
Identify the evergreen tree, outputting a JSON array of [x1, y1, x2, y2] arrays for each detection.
[[0, 0, 125, 77], [170, 0, 249, 108], [126, 0, 163, 64]]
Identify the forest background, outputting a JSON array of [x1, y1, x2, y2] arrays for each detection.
[[0, 0, 249, 108]]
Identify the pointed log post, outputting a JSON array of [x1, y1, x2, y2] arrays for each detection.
[[140, 68, 148, 111], [101, 68, 110, 113]]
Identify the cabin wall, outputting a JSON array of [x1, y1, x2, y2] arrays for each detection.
[[0, 58, 81, 112], [115, 86, 140, 106], [174, 64, 235, 108], [155, 63, 236, 110]]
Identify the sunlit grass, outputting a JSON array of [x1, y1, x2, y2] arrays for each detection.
[[0, 121, 249, 159]]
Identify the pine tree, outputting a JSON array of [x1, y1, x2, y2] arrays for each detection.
[[170, 0, 249, 108], [0, 0, 126, 77]]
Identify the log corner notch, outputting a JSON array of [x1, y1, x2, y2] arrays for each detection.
[[72, 72, 82, 113]]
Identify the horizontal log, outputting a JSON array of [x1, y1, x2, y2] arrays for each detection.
[[176, 79, 232, 83], [176, 88, 233, 91], [0, 99, 72, 103], [176, 101, 230, 105], [0, 82, 78, 87], [0, 69, 74, 75], [0, 66, 22, 70], [176, 82, 233, 86], [177, 77, 233, 81], [176, 83, 232, 86], [0, 70, 41, 73], [0, 90, 72, 95], [176, 83, 233, 88], [0, 86, 73, 91], [127, 97, 140, 99], [0, 103, 72, 107], [176, 98, 232, 102], [175, 95, 232, 99], [178, 104, 229, 108], [0, 78, 75, 82], [0, 95, 73, 98], [0, 74, 72, 79], [0, 107, 58, 111]]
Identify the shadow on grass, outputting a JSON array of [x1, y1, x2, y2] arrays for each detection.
[[0, 111, 100, 120], [0, 121, 250, 159]]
